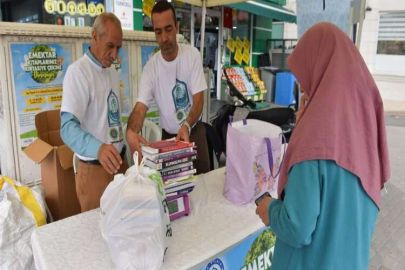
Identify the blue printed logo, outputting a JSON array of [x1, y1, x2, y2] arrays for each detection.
[[205, 258, 225, 270], [107, 90, 122, 142], [172, 79, 191, 123], [107, 90, 120, 127]]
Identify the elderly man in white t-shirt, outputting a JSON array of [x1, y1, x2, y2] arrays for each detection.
[[60, 13, 127, 212], [127, 1, 209, 174]]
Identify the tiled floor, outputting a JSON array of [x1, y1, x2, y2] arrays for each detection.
[[369, 122, 405, 270]]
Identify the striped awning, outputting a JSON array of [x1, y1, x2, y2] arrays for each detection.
[[227, 0, 296, 23], [178, 0, 296, 23]]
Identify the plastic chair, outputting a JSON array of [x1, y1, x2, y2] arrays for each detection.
[[141, 119, 162, 143]]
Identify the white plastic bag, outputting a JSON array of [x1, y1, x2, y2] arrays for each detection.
[[0, 176, 47, 270], [100, 152, 171, 270]]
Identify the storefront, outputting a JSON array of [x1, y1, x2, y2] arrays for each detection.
[[195, 2, 295, 98], [1, 0, 106, 27], [164, 0, 296, 98], [0, 0, 296, 99]]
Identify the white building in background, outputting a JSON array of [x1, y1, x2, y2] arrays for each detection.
[[276, 0, 405, 111], [359, 0, 405, 111]]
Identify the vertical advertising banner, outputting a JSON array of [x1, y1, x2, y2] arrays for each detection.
[[10, 43, 73, 149], [82, 44, 131, 122], [141, 45, 160, 124], [114, 0, 134, 30], [143, 0, 155, 18]]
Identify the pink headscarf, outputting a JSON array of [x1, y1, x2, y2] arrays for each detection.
[[278, 22, 390, 208]]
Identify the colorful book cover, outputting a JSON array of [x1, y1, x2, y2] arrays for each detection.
[[164, 175, 195, 185], [160, 162, 193, 173], [164, 175, 197, 187], [165, 186, 195, 197], [142, 147, 194, 162], [165, 183, 197, 194], [147, 150, 197, 164], [162, 169, 196, 181], [160, 165, 194, 177], [164, 178, 197, 193], [145, 154, 197, 170], [142, 139, 194, 154]]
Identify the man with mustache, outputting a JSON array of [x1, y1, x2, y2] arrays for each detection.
[[127, 1, 209, 174], [60, 13, 127, 212]]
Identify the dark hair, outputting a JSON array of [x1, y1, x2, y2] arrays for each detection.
[[151, 1, 177, 25]]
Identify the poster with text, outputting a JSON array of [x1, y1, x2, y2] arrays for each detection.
[[141, 45, 160, 125], [10, 43, 73, 149], [114, 0, 133, 30], [201, 227, 276, 270], [82, 44, 131, 122]]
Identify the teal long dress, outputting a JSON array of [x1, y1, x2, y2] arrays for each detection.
[[269, 160, 378, 270]]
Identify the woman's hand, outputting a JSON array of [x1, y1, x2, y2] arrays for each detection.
[[256, 197, 272, 226]]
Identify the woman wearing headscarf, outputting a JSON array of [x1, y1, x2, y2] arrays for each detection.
[[256, 22, 390, 270]]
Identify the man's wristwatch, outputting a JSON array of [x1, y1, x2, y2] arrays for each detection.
[[183, 121, 191, 135]]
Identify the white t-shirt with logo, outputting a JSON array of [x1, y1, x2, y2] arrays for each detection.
[[61, 53, 124, 161], [137, 44, 207, 134]]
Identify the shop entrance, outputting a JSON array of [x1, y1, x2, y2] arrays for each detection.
[[193, 6, 221, 98]]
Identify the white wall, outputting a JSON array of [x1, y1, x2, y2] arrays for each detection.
[[360, 0, 405, 76], [374, 75, 405, 111], [283, 0, 298, 39], [359, 0, 405, 111]]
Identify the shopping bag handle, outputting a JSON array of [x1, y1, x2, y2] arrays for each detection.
[[0, 176, 46, 227], [229, 116, 247, 126], [229, 115, 233, 124], [264, 134, 286, 179], [133, 151, 146, 172]]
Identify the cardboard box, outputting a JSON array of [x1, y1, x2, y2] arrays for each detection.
[[24, 109, 81, 220]]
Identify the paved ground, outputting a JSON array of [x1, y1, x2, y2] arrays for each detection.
[[210, 99, 405, 269], [369, 113, 405, 270], [385, 111, 405, 128]]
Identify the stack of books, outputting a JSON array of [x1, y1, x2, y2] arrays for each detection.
[[142, 139, 198, 220]]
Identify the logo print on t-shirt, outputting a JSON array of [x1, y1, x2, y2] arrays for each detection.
[[107, 90, 123, 142], [109, 128, 118, 140], [172, 79, 191, 124]]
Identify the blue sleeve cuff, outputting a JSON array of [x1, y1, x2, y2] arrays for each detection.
[[268, 198, 277, 215], [87, 138, 103, 159], [60, 111, 103, 159]]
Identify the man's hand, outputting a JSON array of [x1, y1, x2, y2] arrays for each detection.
[[255, 196, 272, 226], [98, 144, 122, 175], [176, 125, 190, 142], [126, 128, 148, 163], [126, 102, 148, 163]]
